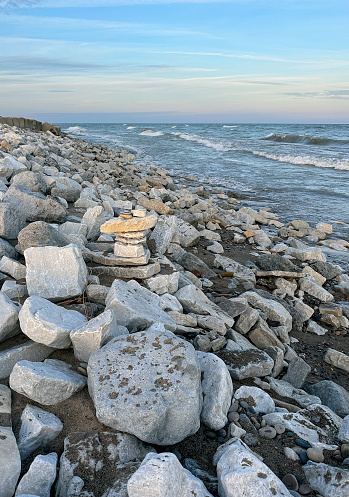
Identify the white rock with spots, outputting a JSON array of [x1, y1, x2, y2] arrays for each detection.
[[234, 386, 275, 414]]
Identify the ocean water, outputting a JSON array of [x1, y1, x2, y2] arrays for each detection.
[[59, 123, 349, 239]]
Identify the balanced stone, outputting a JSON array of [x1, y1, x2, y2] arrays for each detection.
[[100, 215, 157, 233]]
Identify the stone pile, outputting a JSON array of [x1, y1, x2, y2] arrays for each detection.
[[0, 120, 349, 497]]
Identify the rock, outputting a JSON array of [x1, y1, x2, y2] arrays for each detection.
[[106, 279, 176, 331], [303, 266, 326, 286], [56, 431, 152, 497], [216, 442, 292, 497], [9, 359, 87, 405], [256, 254, 299, 272], [286, 247, 326, 262], [307, 381, 349, 417], [294, 299, 314, 322], [303, 462, 349, 497], [17, 404, 63, 460], [25, 244, 88, 301], [0, 385, 11, 427], [145, 272, 180, 295], [282, 473, 299, 491], [91, 261, 161, 280], [0, 256, 26, 280], [128, 452, 213, 497], [4, 184, 67, 223], [174, 217, 201, 247], [0, 155, 27, 179], [101, 214, 157, 233], [214, 255, 256, 284], [173, 251, 216, 278], [137, 196, 173, 215], [310, 261, 342, 280], [1, 280, 27, 300], [0, 203, 26, 240], [338, 416, 349, 443], [148, 215, 177, 254], [0, 237, 17, 259], [18, 221, 68, 251], [217, 348, 274, 380], [197, 315, 226, 335], [265, 346, 284, 378], [15, 453, 58, 497], [234, 386, 275, 414], [307, 320, 327, 335], [242, 291, 292, 332], [11, 170, 47, 193], [175, 285, 234, 327], [217, 297, 248, 319], [283, 356, 311, 389], [306, 447, 324, 463], [197, 352, 233, 430], [88, 329, 202, 445], [299, 277, 334, 302], [51, 177, 81, 203], [70, 310, 128, 362], [324, 348, 349, 373], [259, 426, 277, 439], [207, 241, 224, 253], [248, 319, 285, 351], [19, 296, 88, 349], [234, 306, 259, 334], [0, 291, 20, 343], [268, 378, 321, 408], [0, 340, 54, 380], [0, 427, 21, 497], [81, 206, 105, 241]]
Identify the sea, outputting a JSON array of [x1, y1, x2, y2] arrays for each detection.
[[59, 123, 349, 240]]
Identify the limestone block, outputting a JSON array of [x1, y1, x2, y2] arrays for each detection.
[[175, 218, 201, 248], [0, 155, 27, 180], [217, 348, 274, 380], [145, 272, 180, 295], [15, 453, 58, 497], [197, 352, 233, 430], [214, 255, 256, 283], [10, 359, 87, 405], [70, 309, 128, 362], [82, 206, 105, 241], [242, 291, 292, 332], [0, 427, 21, 497], [248, 319, 285, 351], [303, 462, 349, 497], [299, 277, 334, 302], [1, 280, 27, 300], [0, 341, 54, 380], [25, 244, 88, 300], [88, 329, 202, 445], [234, 386, 275, 414], [101, 215, 157, 233], [0, 203, 26, 240], [148, 215, 177, 254], [114, 242, 146, 258], [234, 306, 259, 334], [324, 348, 349, 373], [18, 404, 63, 460], [19, 296, 87, 349], [0, 256, 26, 280], [0, 291, 20, 343], [18, 221, 68, 252]]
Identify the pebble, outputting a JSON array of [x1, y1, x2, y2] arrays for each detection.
[[341, 444, 349, 459], [284, 447, 299, 462], [282, 473, 299, 491], [260, 419, 267, 428], [295, 438, 312, 449], [217, 428, 226, 438], [243, 434, 259, 447], [289, 492, 301, 497], [228, 411, 240, 422], [229, 402, 239, 412], [275, 424, 285, 435], [259, 426, 277, 439], [299, 483, 311, 495], [216, 436, 225, 443], [240, 400, 249, 409], [299, 450, 308, 464], [306, 447, 324, 463]]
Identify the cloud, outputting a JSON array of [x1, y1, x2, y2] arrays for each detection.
[[0, 55, 106, 72], [284, 89, 349, 99], [0, 0, 236, 7]]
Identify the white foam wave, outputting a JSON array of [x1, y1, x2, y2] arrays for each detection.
[[65, 126, 87, 136], [140, 130, 164, 137], [172, 132, 232, 152], [253, 151, 349, 171], [223, 125, 238, 128], [127, 126, 136, 130]]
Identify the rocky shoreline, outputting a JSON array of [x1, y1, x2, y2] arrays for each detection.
[[0, 121, 349, 497]]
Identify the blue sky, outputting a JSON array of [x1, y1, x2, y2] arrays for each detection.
[[0, 0, 348, 123]]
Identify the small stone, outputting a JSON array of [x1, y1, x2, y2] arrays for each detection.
[[282, 473, 299, 491], [341, 444, 349, 459], [243, 433, 259, 446], [275, 424, 285, 435], [259, 426, 277, 439], [299, 450, 308, 464], [306, 447, 324, 463], [229, 402, 239, 412], [295, 438, 312, 449], [228, 412, 239, 422], [298, 483, 311, 495], [204, 430, 216, 440]]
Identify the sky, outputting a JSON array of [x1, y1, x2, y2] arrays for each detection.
[[0, 0, 348, 123]]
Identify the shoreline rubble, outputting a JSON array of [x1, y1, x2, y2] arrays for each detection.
[[0, 121, 349, 497]]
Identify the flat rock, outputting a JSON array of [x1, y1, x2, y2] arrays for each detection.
[[234, 386, 275, 414], [242, 291, 292, 332], [101, 214, 157, 233], [91, 261, 161, 279], [19, 296, 88, 349], [0, 427, 21, 497], [0, 341, 54, 380], [283, 356, 311, 389], [303, 462, 349, 497], [88, 329, 202, 445], [15, 453, 58, 497], [217, 349, 274, 380], [299, 277, 334, 302], [214, 254, 256, 283], [324, 348, 349, 373], [9, 359, 87, 405], [0, 203, 26, 240], [25, 244, 88, 301], [256, 253, 299, 272]]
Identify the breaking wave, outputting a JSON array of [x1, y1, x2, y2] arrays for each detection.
[[253, 151, 349, 170], [171, 132, 232, 152], [140, 130, 164, 137], [262, 133, 349, 146], [64, 126, 87, 136]]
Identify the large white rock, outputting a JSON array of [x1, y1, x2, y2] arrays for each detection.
[[19, 296, 88, 349], [0, 341, 54, 380], [15, 453, 58, 497], [234, 386, 275, 414], [106, 279, 176, 332], [81, 205, 105, 241], [0, 290, 20, 343], [17, 404, 63, 460], [0, 385, 11, 425], [10, 359, 87, 405], [24, 244, 88, 301], [0, 256, 26, 280], [216, 442, 291, 497], [242, 291, 292, 332], [148, 215, 177, 254], [0, 203, 26, 240], [197, 352, 233, 430], [299, 277, 334, 302], [303, 462, 349, 497], [127, 452, 213, 497], [70, 309, 128, 362], [88, 329, 202, 445], [0, 427, 21, 497]]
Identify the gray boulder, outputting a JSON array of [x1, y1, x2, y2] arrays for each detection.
[[256, 253, 299, 272], [11, 171, 47, 194], [19, 296, 88, 349], [0, 237, 17, 259], [18, 221, 68, 251], [0, 203, 26, 240], [15, 453, 57, 497], [0, 155, 27, 180], [88, 329, 202, 445], [0, 291, 20, 343], [0, 427, 21, 497], [307, 381, 349, 417], [303, 462, 349, 497], [25, 244, 88, 301], [9, 359, 87, 405], [148, 215, 177, 254], [81, 206, 105, 241], [0, 341, 54, 380], [4, 184, 67, 223]]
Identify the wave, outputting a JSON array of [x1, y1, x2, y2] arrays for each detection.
[[253, 151, 349, 170], [64, 126, 87, 136], [263, 133, 349, 146], [127, 126, 136, 130], [223, 125, 238, 128], [140, 130, 164, 137], [172, 132, 232, 152]]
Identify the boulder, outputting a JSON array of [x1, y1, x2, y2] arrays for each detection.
[[25, 244, 88, 301], [282, 356, 311, 388], [19, 296, 88, 349], [307, 381, 349, 417], [0, 155, 27, 180], [15, 453, 58, 497], [11, 171, 47, 193], [0, 256, 26, 280], [9, 359, 87, 405], [303, 462, 349, 497], [0, 427, 21, 497], [106, 279, 176, 332], [0, 291, 20, 343], [197, 352, 233, 430], [217, 349, 274, 380], [338, 416, 349, 443], [234, 386, 275, 414], [70, 310, 128, 362], [148, 215, 177, 254], [127, 452, 213, 497], [0, 341, 54, 380], [17, 404, 63, 460], [0, 203, 26, 240], [299, 277, 334, 302], [0, 237, 17, 259], [18, 221, 68, 251], [256, 254, 298, 272], [214, 255, 256, 283], [81, 206, 105, 241], [4, 184, 67, 223], [324, 348, 349, 373], [242, 291, 292, 332], [88, 329, 202, 445]]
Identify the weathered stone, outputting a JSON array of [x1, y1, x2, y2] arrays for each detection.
[[0, 203, 26, 240], [127, 452, 213, 497], [137, 196, 173, 215], [242, 291, 292, 332], [234, 306, 259, 334], [145, 272, 180, 295], [0, 427, 21, 497], [265, 345, 284, 378], [319, 302, 343, 317], [303, 266, 326, 286], [0, 154, 27, 179], [303, 462, 349, 497], [214, 255, 256, 283], [307, 320, 327, 335], [11, 170, 47, 193], [324, 348, 349, 373], [0, 291, 20, 343], [148, 215, 177, 254], [197, 352, 233, 430], [248, 319, 285, 351], [91, 261, 161, 280], [4, 184, 67, 223], [88, 249, 151, 266], [19, 296, 88, 349], [0, 340, 54, 380], [310, 381, 349, 418], [234, 386, 275, 414], [18, 404, 63, 460], [256, 253, 299, 272], [197, 315, 226, 335], [18, 221, 68, 251], [101, 214, 157, 233], [310, 261, 342, 280], [217, 349, 274, 380], [0, 256, 26, 280], [173, 250, 216, 278], [88, 329, 202, 445], [51, 177, 81, 203], [338, 416, 349, 443], [81, 206, 105, 241], [316, 222, 333, 234], [15, 453, 58, 497], [0, 237, 17, 259], [283, 356, 311, 389], [114, 242, 146, 258], [299, 277, 334, 302], [294, 299, 314, 322], [1, 280, 27, 300], [25, 244, 88, 300], [70, 310, 128, 362], [286, 246, 326, 262], [9, 359, 87, 405]]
